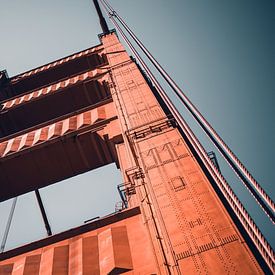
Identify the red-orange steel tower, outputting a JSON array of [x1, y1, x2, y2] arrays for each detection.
[[0, 3, 270, 274]]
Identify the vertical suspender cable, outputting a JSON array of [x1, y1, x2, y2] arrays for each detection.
[[99, 2, 274, 272], [0, 191, 52, 254], [100, 0, 275, 223], [35, 190, 52, 236], [0, 197, 17, 253]]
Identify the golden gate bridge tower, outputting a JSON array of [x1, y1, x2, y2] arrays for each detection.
[[0, 1, 274, 274]]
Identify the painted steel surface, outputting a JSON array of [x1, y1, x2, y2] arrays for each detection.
[[11, 46, 103, 82], [101, 33, 264, 274], [0, 33, 268, 274], [0, 44, 106, 102], [1, 69, 107, 111], [0, 103, 113, 158], [0, 208, 159, 274]]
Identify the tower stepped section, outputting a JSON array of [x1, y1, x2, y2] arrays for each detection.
[[0, 33, 265, 274]]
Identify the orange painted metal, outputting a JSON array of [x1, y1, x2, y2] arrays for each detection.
[[0, 103, 114, 158], [0, 208, 159, 275], [0, 73, 112, 138], [0, 32, 267, 274], [100, 32, 264, 274], [11, 46, 104, 82], [0, 45, 106, 102], [0, 102, 121, 201], [1, 69, 107, 110]]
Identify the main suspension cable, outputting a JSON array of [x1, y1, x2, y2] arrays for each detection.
[[99, 2, 274, 271], [100, 0, 275, 223]]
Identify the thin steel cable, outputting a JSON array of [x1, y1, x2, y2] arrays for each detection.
[[100, 0, 275, 222], [99, 4, 274, 272], [35, 190, 52, 236], [0, 197, 17, 253]]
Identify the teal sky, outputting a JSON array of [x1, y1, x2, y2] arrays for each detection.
[[0, 0, 274, 251]]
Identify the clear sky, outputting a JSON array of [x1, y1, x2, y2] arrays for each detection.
[[0, 0, 274, 251]]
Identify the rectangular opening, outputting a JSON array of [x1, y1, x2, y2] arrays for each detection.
[[0, 163, 122, 252]]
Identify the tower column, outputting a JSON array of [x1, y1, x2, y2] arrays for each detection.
[[102, 32, 263, 274]]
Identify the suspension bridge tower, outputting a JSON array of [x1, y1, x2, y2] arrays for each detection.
[[0, 1, 273, 274]]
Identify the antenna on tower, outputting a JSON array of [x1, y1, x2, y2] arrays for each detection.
[[93, 0, 109, 34]]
